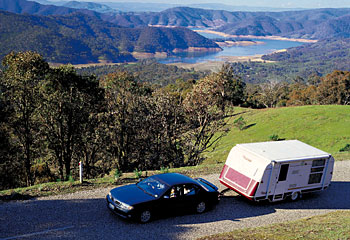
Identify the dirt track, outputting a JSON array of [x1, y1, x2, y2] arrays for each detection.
[[1, 161, 349, 240]]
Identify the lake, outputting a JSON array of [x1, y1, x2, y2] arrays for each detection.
[[158, 31, 305, 64]]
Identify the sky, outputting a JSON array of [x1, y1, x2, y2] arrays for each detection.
[[75, 0, 350, 9]]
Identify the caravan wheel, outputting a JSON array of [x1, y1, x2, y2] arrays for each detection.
[[291, 192, 300, 201]]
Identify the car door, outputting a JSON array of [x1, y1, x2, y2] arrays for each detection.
[[157, 185, 186, 215], [181, 184, 201, 209]]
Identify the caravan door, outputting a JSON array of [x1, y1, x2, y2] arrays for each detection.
[[273, 164, 290, 200]]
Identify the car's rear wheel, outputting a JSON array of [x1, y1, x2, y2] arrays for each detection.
[[196, 201, 206, 214], [139, 210, 152, 223]]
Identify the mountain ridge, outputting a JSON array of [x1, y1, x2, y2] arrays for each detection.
[[0, 9, 221, 64], [3, 0, 350, 39]]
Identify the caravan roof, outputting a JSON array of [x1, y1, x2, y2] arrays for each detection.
[[236, 140, 330, 163]]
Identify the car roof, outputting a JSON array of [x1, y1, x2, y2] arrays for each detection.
[[154, 173, 197, 186]]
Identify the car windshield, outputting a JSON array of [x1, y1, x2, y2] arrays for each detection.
[[137, 176, 169, 197]]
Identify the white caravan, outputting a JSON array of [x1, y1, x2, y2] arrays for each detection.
[[219, 140, 334, 202]]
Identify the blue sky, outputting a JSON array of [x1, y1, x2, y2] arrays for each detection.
[[79, 0, 350, 8]]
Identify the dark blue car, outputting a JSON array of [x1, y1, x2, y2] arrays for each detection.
[[106, 173, 220, 223]]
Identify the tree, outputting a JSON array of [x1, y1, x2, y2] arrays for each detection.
[[317, 71, 350, 105], [1, 51, 49, 186], [183, 65, 235, 165], [218, 64, 246, 106], [39, 65, 100, 180], [100, 72, 146, 172], [255, 81, 289, 108]]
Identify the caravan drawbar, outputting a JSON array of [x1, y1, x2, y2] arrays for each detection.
[[219, 140, 334, 202]]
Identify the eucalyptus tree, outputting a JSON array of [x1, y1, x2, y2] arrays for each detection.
[[39, 65, 101, 180], [1, 51, 49, 186], [182, 64, 239, 166], [100, 71, 145, 172]]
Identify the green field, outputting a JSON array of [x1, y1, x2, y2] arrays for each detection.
[[204, 105, 350, 165], [199, 210, 350, 240]]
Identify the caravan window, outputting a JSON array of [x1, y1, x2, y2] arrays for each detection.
[[308, 159, 326, 184], [312, 159, 325, 167], [278, 164, 289, 182]]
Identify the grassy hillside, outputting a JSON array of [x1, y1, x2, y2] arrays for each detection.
[[204, 105, 350, 164], [199, 210, 350, 240]]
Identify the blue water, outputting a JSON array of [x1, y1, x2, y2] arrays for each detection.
[[158, 31, 304, 64]]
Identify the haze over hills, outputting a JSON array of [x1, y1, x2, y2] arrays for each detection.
[[32, 0, 306, 12]]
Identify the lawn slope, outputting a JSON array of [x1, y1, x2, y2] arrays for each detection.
[[199, 210, 350, 240], [204, 105, 350, 164]]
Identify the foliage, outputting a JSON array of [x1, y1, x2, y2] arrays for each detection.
[[133, 169, 142, 179], [233, 116, 246, 131], [38, 65, 102, 181], [1, 51, 50, 186], [160, 166, 169, 174], [114, 169, 123, 180], [77, 59, 208, 87], [182, 64, 236, 165], [339, 144, 350, 152], [269, 134, 280, 141]]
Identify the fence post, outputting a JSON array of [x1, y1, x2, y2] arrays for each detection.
[[79, 161, 83, 183]]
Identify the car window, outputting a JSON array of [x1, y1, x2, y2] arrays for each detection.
[[184, 184, 198, 196], [137, 176, 168, 197]]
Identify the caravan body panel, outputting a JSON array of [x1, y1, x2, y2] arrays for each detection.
[[219, 140, 334, 202]]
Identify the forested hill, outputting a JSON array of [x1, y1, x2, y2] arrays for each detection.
[[262, 38, 350, 65], [4, 0, 350, 39], [4, 0, 350, 40], [0, 10, 220, 64]]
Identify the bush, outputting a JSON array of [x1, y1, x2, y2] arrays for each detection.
[[134, 168, 142, 179], [160, 166, 169, 174], [114, 169, 123, 181], [340, 144, 350, 152], [234, 116, 246, 131], [31, 163, 56, 185], [269, 134, 280, 141]]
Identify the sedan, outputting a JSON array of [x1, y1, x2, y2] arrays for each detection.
[[106, 173, 220, 223]]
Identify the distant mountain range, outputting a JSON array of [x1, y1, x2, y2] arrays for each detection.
[[3, 0, 350, 40], [0, 10, 220, 64], [32, 0, 306, 13]]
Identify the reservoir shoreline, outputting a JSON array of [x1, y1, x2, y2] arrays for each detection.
[[194, 29, 318, 43]]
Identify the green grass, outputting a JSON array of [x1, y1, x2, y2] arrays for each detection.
[[2, 105, 350, 200], [203, 105, 350, 165], [198, 210, 350, 240], [0, 163, 223, 200]]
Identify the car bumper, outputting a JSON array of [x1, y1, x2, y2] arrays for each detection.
[[106, 195, 133, 219]]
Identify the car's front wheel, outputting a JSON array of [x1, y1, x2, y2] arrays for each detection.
[[196, 201, 206, 214], [139, 210, 152, 223]]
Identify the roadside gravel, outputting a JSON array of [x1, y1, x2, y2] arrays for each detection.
[[1, 160, 349, 240]]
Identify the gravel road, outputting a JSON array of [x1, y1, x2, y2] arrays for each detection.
[[1, 160, 349, 240]]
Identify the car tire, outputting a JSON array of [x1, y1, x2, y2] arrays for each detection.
[[139, 210, 152, 223], [196, 201, 206, 214]]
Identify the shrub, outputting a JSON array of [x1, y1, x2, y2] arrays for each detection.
[[114, 169, 122, 181], [234, 116, 246, 131], [269, 134, 280, 141], [134, 168, 142, 179], [160, 166, 169, 173], [340, 144, 350, 152]]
